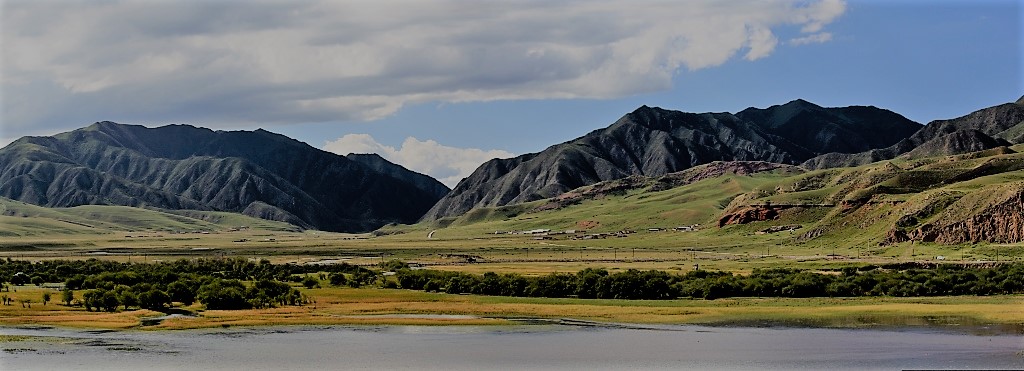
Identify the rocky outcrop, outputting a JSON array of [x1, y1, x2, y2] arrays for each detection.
[[883, 183, 1024, 244], [758, 225, 802, 234], [718, 205, 780, 227]]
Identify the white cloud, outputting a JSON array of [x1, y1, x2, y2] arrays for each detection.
[[2, 1, 846, 136], [789, 32, 834, 46], [323, 134, 514, 187]]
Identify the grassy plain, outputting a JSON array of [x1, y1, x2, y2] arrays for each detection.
[[2, 285, 1021, 332]]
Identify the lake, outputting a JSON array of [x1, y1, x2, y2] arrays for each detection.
[[2, 323, 1021, 370]]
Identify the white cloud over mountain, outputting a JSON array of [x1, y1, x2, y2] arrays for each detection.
[[2, 0, 845, 136], [323, 134, 514, 187]]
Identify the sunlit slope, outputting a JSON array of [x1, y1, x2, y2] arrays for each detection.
[[418, 146, 1024, 249], [416, 163, 811, 237], [0, 198, 298, 236]]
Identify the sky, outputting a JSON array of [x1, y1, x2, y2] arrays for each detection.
[[2, 0, 1021, 187]]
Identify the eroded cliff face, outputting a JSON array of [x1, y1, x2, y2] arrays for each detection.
[[718, 205, 780, 227], [884, 183, 1024, 244]]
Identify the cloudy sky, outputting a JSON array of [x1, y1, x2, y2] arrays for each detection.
[[2, 0, 1021, 187]]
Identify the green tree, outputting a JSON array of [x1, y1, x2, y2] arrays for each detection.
[[10, 272, 28, 285], [41, 292, 51, 306], [301, 276, 320, 289], [82, 290, 99, 311], [115, 285, 138, 310], [61, 289, 74, 306], [64, 274, 86, 290], [101, 290, 120, 312], [167, 280, 196, 305], [197, 279, 251, 310], [138, 289, 170, 310], [329, 273, 348, 286]]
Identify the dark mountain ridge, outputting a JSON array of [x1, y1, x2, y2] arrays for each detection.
[[345, 153, 450, 199], [803, 98, 1024, 169], [0, 122, 448, 232], [423, 99, 922, 221]]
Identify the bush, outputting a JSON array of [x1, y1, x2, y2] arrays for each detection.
[[379, 259, 410, 271], [301, 276, 320, 289], [329, 273, 348, 286]]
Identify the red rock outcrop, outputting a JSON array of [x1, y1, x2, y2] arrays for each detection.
[[883, 183, 1024, 244], [718, 205, 780, 227]]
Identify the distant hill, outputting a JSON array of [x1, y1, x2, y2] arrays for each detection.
[[423, 100, 921, 221], [0, 122, 448, 232], [0, 197, 298, 237]]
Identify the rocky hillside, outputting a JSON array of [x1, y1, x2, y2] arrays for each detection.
[[423, 100, 920, 220], [0, 122, 447, 232], [803, 97, 1024, 169], [718, 145, 1024, 245]]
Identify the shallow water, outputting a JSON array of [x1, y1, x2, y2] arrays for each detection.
[[2, 324, 1021, 370]]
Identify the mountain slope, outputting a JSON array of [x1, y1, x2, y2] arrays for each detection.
[[736, 99, 920, 155], [346, 153, 450, 200], [415, 145, 1024, 247], [803, 98, 1024, 169], [0, 122, 446, 232], [423, 100, 919, 221]]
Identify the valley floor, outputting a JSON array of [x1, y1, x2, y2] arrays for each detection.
[[1, 285, 1021, 333], [2, 211, 1021, 332]]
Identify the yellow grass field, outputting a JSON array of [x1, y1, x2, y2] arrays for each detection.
[[1, 285, 1020, 331]]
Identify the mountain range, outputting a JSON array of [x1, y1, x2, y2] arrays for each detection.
[[803, 96, 1024, 169], [0, 122, 449, 232], [423, 99, 927, 220], [2, 97, 1021, 232]]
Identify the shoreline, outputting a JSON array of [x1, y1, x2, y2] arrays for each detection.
[[2, 307, 1021, 336], [3, 317, 1023, 333], [2, 286, 1021, 334]]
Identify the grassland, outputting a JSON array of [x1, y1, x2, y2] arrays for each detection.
[[2, 285, 1020, 332]]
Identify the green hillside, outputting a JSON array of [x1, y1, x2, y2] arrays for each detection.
[[410, 146, 1024, 258], [0, 198, 298, 237]]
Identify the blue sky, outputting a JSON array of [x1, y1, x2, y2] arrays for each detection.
[[2, 1, 1020, 186]]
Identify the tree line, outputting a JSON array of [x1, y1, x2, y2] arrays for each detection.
[[396, 264, 1024, 300], [2, 258, 1021, 307], [0, 257, 374, 284], [0, 257, 378, 312]]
